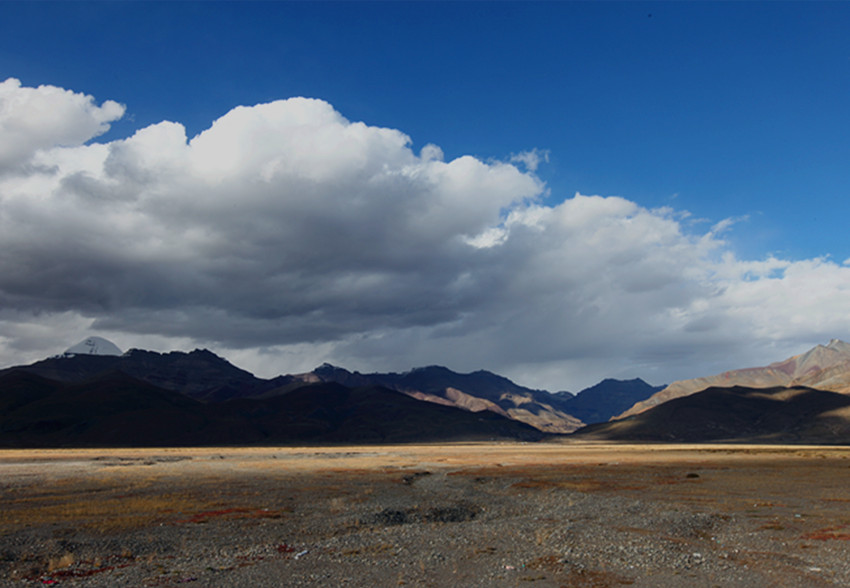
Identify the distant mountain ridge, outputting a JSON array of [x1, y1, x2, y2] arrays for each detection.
[[618, 339, 850, 419], [284, 365, 664, 432], [8, 336, 850, 445], [0, 370, 545, 447], [2, 347, 281, 403], [574, 385, 850, 444], [298, 363, 584, 433], [0, 337, 663, 438], [556, 378, 664, 425]]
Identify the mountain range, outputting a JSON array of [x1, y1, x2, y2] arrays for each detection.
[[0, 370, 546, 447], [564, 338, 850, 445], [7, 336, 850, 446], [574, 385, 850, 444], [280, 364, 661, 434], [0, 337, 665, 446], [617, 339, 850, 419], [2, 338, 662, 435]]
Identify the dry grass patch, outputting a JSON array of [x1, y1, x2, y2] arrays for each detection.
[[174, 506, 288, 524], [448, 464, 648, 493], [802, 526, 850, 541], [3, 491, 220, 533]]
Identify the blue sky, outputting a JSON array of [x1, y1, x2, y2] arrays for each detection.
[[1, 2, 849, 390]]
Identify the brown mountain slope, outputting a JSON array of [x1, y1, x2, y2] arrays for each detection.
[[618, 339, 850, 419], [288, 364, 584, 433], [573, 385, 850, 444]]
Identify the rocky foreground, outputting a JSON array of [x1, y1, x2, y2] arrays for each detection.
[[2, 444, 850, 587]]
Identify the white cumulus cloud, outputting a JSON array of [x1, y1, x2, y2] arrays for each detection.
[[0, 78, 124, 171], [1, 77, 849, 391]]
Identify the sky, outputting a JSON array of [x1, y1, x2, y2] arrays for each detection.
[[1, 1, 849, 392]]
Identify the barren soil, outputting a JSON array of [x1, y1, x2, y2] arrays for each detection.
[[3, 443, 850, 586]]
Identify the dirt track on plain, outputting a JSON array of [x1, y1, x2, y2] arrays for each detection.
[[2, 443, 850, 586]]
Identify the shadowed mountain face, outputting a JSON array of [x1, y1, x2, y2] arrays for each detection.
[[301, 366, 662, 429], [0, 370, 546, 447], [554, 378, 664, 425], [618, 339, 850, 419], [8, 344, 850, 444], [299, 364, 584, 433], [0, 371, 209, 447], [0, 349, 283, 403], [573, 385, 850, 444], [0, 344, 661, 435]]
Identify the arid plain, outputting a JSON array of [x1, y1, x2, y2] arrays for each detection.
[[3, 443, 850, 587]]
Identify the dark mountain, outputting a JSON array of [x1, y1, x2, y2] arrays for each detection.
[[0, 352, 584, 432], [305, 365, 661, 428], [0, 370, 546, 447], [212, 383, 546, 444], [0, 348, 283, 403], [0, 341, 657, 434], [0, 370, 209, 447], [558, 378, 665, 424], [571, 385, 850, 444], [0, 371, 66, 414], [303, 364, 583, 433]]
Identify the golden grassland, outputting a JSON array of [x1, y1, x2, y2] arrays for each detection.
[[5, 440, 849, 466]]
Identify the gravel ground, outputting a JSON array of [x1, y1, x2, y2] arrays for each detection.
[[2, 444, 850, 587]]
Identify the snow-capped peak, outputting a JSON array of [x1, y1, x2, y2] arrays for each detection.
[[62, 336, 123, 357]]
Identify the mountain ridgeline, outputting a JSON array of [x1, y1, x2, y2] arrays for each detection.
[[0, 370, 545, 447], [617, 339, 850, 419], [301, 364, 664, 433], [0, 339, 664, 446], [572, 338, 850, 445], [8, 337, 850, 446], [573, 385, 850, 444]]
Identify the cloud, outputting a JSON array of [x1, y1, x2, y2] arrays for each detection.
[[509, 148, 549, 172], [2, 77, 850, 390], [0, 78, 124, 171]]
